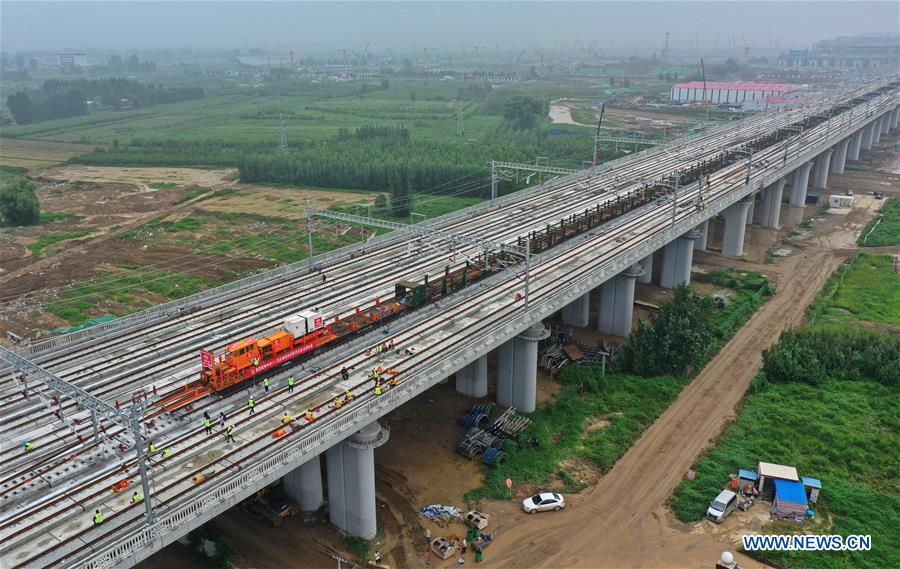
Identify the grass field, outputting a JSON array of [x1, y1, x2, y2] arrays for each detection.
[[859, 197, 900, 247], [670, 376, 899, 569], [671, 255, 900, 569], [27, 231, 92, 257], [808, 253, 900, 326], [1, 80, 499, 146], [0, 138, 98, 168]]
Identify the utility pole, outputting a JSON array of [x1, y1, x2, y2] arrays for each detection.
[[671, 175, 680, 226], [456, 106, 465, 136], [592, 103, 605, 169], [745, 148, 754, 185], [524, 238, 531, 311], [663, 31, 670, 69], [490, 161, 498, 203], [305, 198, 314, 265]]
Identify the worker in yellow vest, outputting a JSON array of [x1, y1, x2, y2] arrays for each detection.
[[93, 510, 105, 525]]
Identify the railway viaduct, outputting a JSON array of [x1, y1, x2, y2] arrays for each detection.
[[1, 76, 898, 569]]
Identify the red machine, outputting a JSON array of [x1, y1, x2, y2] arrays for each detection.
[[156, 310, 336, 411]]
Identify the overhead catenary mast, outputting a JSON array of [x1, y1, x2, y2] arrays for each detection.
[[592, 102, 606, 168]]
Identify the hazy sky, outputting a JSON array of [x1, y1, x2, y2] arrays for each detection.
[[2, 1, 898, 54]]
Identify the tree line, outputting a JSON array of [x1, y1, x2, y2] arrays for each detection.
[[5, 78, 204, 124]]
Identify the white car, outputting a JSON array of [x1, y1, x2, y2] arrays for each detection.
[[522, 492, 565, 514]]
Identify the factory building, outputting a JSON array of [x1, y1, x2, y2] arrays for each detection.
[[778, 33, 899, 69], [670, 81, 803, 109]]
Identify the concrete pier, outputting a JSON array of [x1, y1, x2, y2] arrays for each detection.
[[721, 197, 753, 256], [455, 354, 488, 398], [497, 324, 549, 413], [597, 264, 644, 337], [830, 138, 850, 175], [891, 107, 900, 130], [283, 454, 324, 513], [637, 253, 653, 284], [789, 161, 813, 206], [813, 149, 833, 189], [561, 293, 590, 328], [659, 230, 699, 288], [879, 114, 890, 137], [745, 193, 756, 226], [694, 220, 709, 251], [872, 117, 883, 144], [326, 422, 389, 539], [847, 129, 863, 161], [757, 178, 786, 229], [861, 122, 875, 150]]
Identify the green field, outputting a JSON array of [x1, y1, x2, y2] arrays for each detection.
[[807, 253, 900, 326], [671, 256, 900, 569], [2, 80, 498, 145], [27, 231, 92, 256], [859, 198, 900, 247], [670, 375, 899, 569], [0, 77, 670, 198]]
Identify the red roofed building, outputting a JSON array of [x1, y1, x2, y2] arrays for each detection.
[[671, 81, 802, 107]]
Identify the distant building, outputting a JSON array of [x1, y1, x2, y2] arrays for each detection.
[[778, 34, 899, 69], [58, 53, 88, 73], [670, 81, 802, 109]]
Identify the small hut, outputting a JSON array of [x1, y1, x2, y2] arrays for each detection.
[[802, 477, 822, 504], [772, 479, 808, 518], [757, 462, 799, 500]]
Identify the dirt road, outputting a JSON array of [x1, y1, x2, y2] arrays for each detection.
[[484, 209, 871, 569]]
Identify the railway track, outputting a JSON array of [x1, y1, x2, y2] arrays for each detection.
[[1, 78, 896, 568]]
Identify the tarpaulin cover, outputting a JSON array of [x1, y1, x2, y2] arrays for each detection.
[[801, 477, 822, 489], [774, 479, 808, 505], [739, 469, 758, 481]]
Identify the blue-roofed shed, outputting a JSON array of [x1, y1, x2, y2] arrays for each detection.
[[738, 469, 758, 494], [802, 477, 822, 503], [773, 479, 808, 518], [801, 477, 821, 489]]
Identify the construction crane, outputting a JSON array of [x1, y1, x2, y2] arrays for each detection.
[[592, 102, 605, 168], [700, 58, 712, 121], [700, 58, 707, 105]]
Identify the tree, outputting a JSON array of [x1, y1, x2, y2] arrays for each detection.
[[0, 179, 41, 226], [126, 54, 141, 73], [725, 58, 739, 73], [108, 55, 123, 73], [621, 285, 718, 377], [6, 92, 34, 124], [502, 95, 545, 130], [389, 168, 411, 217]]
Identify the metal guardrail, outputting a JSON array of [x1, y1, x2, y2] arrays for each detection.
[[77, 86, 899, 569], [596, 136, 664, 146]]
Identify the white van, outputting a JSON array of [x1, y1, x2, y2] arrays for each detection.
[[707, 489, 737, 523]]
